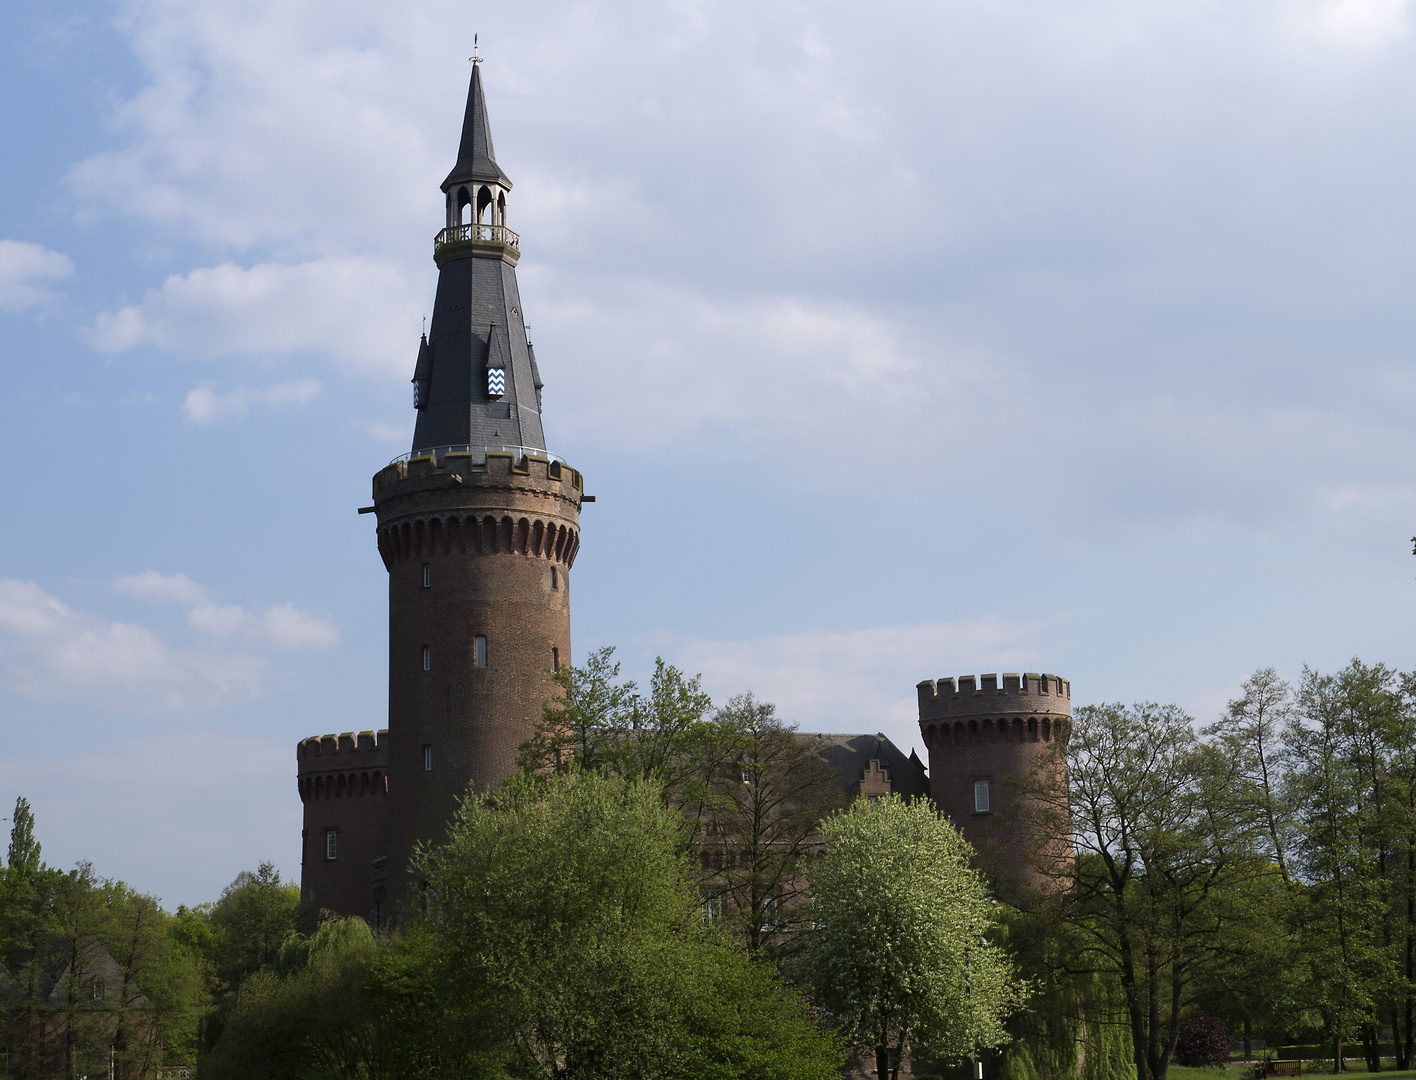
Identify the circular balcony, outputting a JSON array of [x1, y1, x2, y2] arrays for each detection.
[[433, 223, 520, 266]]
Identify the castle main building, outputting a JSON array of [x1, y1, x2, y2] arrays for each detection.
[[294, 63, 1072, 923], [297, 61, 585, 923]]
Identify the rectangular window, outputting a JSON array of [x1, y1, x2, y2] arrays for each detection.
[[423, 744, 432, 771], [974, 780, 990, 813], [474, 635, 488, 667], [422, 563, 431, 589], [703, 893, 723, 923], [551, 647, 560, 672], [325, 829, 338, 860], [422, 645, 431, 671], [551, 566, 558, 589]]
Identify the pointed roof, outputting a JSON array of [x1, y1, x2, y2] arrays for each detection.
[[443, 62, 512, 191]]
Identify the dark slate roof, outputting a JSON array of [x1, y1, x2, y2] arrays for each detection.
[[443, 62, 511, 190], [0, 943, 148, 1010], [802, 731, 931, 802], [411, 66, 546, 454], [409, 254, 547, 453]]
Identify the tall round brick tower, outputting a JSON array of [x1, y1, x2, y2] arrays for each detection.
[[299, 60, 585, 922], [917, 673, 1071, 893]]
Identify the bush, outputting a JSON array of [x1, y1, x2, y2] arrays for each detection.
[[1175, 1017, 1231, 1068]]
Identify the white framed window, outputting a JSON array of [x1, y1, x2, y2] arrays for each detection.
[[325, 829, 338, 860], [422, 563, 431, 589], [423, 744, 432, 771], [974, 780, 990, 813], [761, 896, 779, 932], [422, 645, 431, 671], [703, 893, 723, 923], [474, 635, 488, 667]]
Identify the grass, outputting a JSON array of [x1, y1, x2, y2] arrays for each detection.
[[1169, 1065, 1416, 1080]]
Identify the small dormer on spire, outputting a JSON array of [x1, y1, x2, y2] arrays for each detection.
[[443, 59, 512, 232]]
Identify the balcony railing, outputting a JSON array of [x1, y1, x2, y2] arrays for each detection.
[[434, 223, 520, 258], [389, 444, 565, 468]]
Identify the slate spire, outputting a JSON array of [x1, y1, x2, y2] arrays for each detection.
[[443, 61, 511, 190], [410, 62, 546, 455]]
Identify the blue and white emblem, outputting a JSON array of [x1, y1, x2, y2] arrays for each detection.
[[487, 369, 505, 397]]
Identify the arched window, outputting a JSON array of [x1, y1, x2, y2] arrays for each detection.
[[457, 186, 472, 225]]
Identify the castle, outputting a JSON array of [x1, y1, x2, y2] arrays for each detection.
[[296, 63, 1069, 923]]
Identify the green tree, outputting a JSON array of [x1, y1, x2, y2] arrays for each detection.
[[414, 769, 842, 1080], [1028, 701, 1277, 1080], [518, 647, 719, 804], [202, 917, 393, 1080], [206, 862, 301, 994], [692, 693, 848, 965], [7, 795, 41, 876], [808, 793, 1026, 1080], [101, 881, 207, 1074], [0, 796, 59, 1080]]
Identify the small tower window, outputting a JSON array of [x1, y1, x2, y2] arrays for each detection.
[[550, 566, 558, 589], [423, 745, 432, 771], [422, 563, 431, 589], [325, 829, 338, 860], [474, 635, 488, 667], [974, 780, 990, 813], [552, 647, 560, 672], [422, 645, 431, 671]]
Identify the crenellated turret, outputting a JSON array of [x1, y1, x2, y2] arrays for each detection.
[[917, 672, 1072, 895]]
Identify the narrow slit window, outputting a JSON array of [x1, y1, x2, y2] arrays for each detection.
[[422, 563, 431, 589], [974, 780, 990, 813], [475, 635, 488, 667], [550, 567, 558, 589], [422, 645, 431, 671], [325, 829, 338, 860], [552, 647, 560, 672], [423, 745, 432, 771]]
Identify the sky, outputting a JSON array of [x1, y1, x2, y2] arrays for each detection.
[[2, 0, 1415, 908]]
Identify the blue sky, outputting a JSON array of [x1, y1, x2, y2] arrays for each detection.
[[3, 0, 1415, 907]]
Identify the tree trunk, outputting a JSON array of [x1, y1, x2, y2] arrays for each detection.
[[1360, 1022, 1380, 1071]]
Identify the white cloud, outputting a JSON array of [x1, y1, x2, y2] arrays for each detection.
[[1317, 0, 1410, 47], [88, 258, 420, 375], [188, 600, 340, 651], [0, 579, 263, 714], [0, 240, 74, 312], [115, 570, 209, 606], [116, 570, 340, 651], [183, 378, 321, 423]]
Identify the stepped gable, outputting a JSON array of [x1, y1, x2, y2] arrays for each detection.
[[804, 731, 930, 802]]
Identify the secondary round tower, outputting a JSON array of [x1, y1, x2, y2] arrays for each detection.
[[917, 673, 1071, 893]]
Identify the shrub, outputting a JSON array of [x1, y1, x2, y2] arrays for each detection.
[[1175, 1016, 1231, 1068]]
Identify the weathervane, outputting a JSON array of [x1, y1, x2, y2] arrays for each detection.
[[471, 33, 481, 65]]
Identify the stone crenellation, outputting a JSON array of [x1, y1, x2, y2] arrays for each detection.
[[917, 672, 1070, 712]]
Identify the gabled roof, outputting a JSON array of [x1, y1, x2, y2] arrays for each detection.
[[442, 62, 512, 190], [800, 731, 931, 801]]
